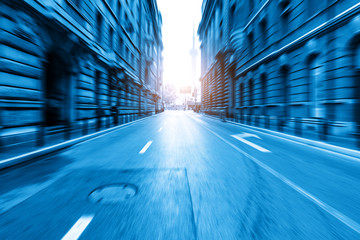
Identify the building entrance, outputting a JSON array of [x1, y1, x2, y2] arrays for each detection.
[[44, 50, 71, 126]]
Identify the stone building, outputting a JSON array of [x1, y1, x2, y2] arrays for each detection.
[[198, 0, 232, 116], [0, 0, 163, 147], [199, 0, 360, 137]]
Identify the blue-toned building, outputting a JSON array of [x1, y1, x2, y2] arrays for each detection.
[[199, 0, 360, 137], [0, 0, 163, 147]]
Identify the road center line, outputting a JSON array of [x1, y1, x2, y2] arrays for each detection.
[[231, 134, 271, 153], [158, 127, 163, 132], [139, 141, 153, 154], [203, 125, 360, 235], [61, 215, 94, 240]]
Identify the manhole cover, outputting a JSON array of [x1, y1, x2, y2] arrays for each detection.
[[88, 183, 137, 204]]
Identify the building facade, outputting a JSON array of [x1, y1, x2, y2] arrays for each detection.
[[199, 0, 360, 137], [0, 0, 163, 147]]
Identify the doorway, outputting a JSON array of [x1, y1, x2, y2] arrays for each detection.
[[355, 45, 360, 130], [280, 66, 290, 118], [260, 74, 267, 115], [44, 51, 71, 126]]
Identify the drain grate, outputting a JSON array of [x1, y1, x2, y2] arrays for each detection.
[[88, 183, 137, 204]]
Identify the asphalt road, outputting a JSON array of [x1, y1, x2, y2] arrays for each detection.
[[0, 110, 360, 239]]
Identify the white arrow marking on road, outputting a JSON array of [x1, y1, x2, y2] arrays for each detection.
[[232, 134, 271, 153], [209, 127, 360, 234], [139, 141, 153, 154], [236, 132, 261, 139], [62, 215, 94, 240]]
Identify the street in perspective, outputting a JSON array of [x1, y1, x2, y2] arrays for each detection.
[[1, 0, 360, 239]]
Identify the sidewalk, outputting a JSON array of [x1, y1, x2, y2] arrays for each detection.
[[0, 115, 153, 170], [202, 113, 360, 160], [0, 126, 84, 161]]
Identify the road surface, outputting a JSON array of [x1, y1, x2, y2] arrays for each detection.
[[0, 111, 360, 239]]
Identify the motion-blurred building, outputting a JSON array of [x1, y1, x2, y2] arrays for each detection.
[[0, 0, 163, 146], [198, 0, 360, 137]]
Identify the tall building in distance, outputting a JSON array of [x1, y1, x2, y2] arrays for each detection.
[[198, 0, 360, 138], [0, 0, 163, 147], [189, 25, 199, 107], [190, 25, 199, 84]]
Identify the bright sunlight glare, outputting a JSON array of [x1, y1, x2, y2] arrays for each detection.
[[157, 0, 202, 88]]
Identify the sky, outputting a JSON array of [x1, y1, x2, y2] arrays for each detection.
[[157, 0, 203, 88]]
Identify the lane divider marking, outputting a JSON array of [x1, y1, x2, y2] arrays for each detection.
[[204, 126, 360, 235], [231, 134, 271, 153], [189, 115, 207, 124], [139, 141, 153, 154], [62, 215, 94, 240]]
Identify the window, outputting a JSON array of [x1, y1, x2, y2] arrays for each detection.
[[247, 32, 254, 57], [308, 57, 324, 118], [117, 1, 122, 19], [107, 0, 113, 8], [219, 20, 223, 45], [119, 37, 123, 55], [219, 30, 223, 46], [126, 85, 130, 106], [248, 79, 253, 106], [230, 4, 236, 29], [307, 0, 325, 17], [240, 83, 244, 107], [280, 66, 290, 118], [231, 77, 236, 108], [107, 71, 112, 105], [279, 0, 290, 35], [132, 0, 136, 11], [73, 0, 82, 8], [248, 79, 254, 115], [260, 21, 267, 48], [109, 28, 114, 49], [96, 11, 103, 43], [261, 74, 267, 114], [354, 45, 360, 125], [280, 14, 288, 35], [356, 45, 360, 69], [145, 68, 149, 84], [95, 71, 101, 109], [249, 0, 254, 13]]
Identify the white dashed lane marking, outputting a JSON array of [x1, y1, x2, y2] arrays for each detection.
[[62, 215, 94, 240], [139, 141, 153, 154]]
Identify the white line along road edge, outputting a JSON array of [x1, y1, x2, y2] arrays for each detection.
[[62, 215, 94, 240], [139, 141, 153, 154], [232, 133, 271, 153], [205, 126, 360, 235]]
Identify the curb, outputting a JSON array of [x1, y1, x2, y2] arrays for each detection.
[[202, 114, 360, 160], [0, 115, 154, 170]]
